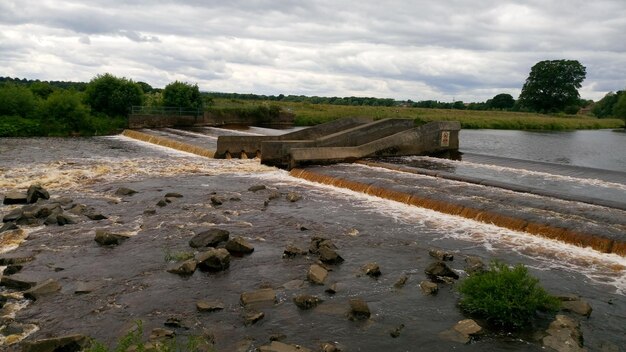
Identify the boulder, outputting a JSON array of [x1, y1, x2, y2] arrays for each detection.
[[56, 214, 78, 226], [189, 228, 230, 248], [3, 208, 23, 222], [0, 222, 18, 233], [164, 192, 183, 198], [248, 185, 266, 192], [454, 319, 483, 337], [361, 262, 381, 278], [243, 311, 265, 326], [94, 229, 130, 246], [167, 259, 197, 276], [21, 334, 90, 352], [114, 187, 137, 196], [543, 314, 585, 352], [425, 261, 459, 282], [283, 245, 307, 258], [196, 248, 230, 271], [464, 256, 485, 274], [561, 300, 593, 317], [27, 185, 50, 204], [307, 264, 328, 285], [225, 236, 254, 254], [286, 192, 302, 202], [420, 280, 439, 295], [394, 275, 408, 288], [258, 341, 312, 352], [348, 298, 370, 320], [293, 295, 323, 310], [318, 246, 344, 264], [3, 191, 28, 205], [240, 288, 277, 306], [196, 300, 225, 312], [429, 248, 454, 261], [0, 276, 37, 290], [24, 279, 62, 300]]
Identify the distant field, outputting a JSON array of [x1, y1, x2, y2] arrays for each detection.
[[210, 98, 624, 130]]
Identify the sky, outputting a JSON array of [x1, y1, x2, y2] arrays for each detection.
[[1, 1, 625, 102]]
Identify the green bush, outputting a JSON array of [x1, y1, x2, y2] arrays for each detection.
[[457, 261, 560, 329], [0, 116, 41, 137]]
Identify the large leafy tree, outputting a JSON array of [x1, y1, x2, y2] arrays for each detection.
[[85, 73, 143, 116], [0, 83, 38, 117], [162, 81, 202, 109], [489, 93, 515, 110], [519, 60, 586, 113], [613, 93, 626, 128]]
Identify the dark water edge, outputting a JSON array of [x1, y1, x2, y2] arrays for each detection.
[[0, 136, 624, 351]]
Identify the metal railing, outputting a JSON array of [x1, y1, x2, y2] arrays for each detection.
[[131, 106, 203, 117]]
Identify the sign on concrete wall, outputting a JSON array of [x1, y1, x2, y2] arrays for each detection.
[[440, 131, 450, 147]]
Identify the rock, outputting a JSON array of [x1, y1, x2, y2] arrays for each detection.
[[248, 185, 266, 192], [320, 342, 341, 352], [543, 314, 584, 352], [283, 245, 307, 258], [281, 279, 305, 290], [556, 293, 580, 301], [164, 192, 183, 198], [167, 259, 197, 276], [348, 298, 370, 320], [144, 208, 157, 215], [269, 334, 287, 342], [454, 319, 483, 337], [67, 203, 87, 215], [419, 280, 439, 295], [240, 288, 277, 306], [21, 334, 90, 352], [429, 248, 454, 261], [293, 295, 323, 310], [84, 210, 107, 221], [150, 328, 175, 340], [390, 324, 405, 338], [210, 195, 224, 205], [318, 246, 344, 264], [425, 261, 459, 282], [0, 276, 37, 290], [34, 204, 62, 219], [156, 199, 168, 207], [439, 328, 470, 344], [286, 192, 302, 202], [163, 316, 189, 329], [196, 300, 224, 312], [56, 213, 78, 226], [0, 222, 18, 233], [325, 283, 338, 294], [394, 275, 408, 288], [3, 191, 28, 205], [362, 262, 381, 277], [44, 214, 59, 226], [196, 248, 231, 271], [27, 185, 50, 204], [268, 190, 281, 200], [3, 208, 23, 222], [309, 237, 336, 254], [464, 256, 485, 274], [24, 279, 62, 300], [1, 322, 25, 335], [0, 254, 35, 265], [3, 264, 23, 275], [258, 341, 313, 352], [115, 187, 138, 196], [307, 264, 328, 285], [16, 212, 39, 226], [74, 281, 99, 294], [562, 300, 593, 317], [225, 236, 254, 254], [189, 228, 230, 248], [244, 311, 265, 326], [94, 229, 130, 246]]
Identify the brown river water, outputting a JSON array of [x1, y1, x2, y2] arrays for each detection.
[[0, 135, 625, 351]]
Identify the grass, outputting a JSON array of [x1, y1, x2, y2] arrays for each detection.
[[457, 261, 560, 329], [210, 98, 624, 130]]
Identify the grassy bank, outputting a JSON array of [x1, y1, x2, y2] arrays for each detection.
[[211, 98, 624, 130]]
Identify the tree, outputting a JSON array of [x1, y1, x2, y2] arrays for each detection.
[[613, 93, 626, 129], [593, 91, 624, 118], [84, 73, 143, 116], [39, 90, 91, 133], [490, 93, 515, 110], [519, 60, 586, 113], [162, 81, 202, 110], [0, 83, 38, 117]]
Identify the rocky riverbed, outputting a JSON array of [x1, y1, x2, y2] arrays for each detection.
[[1, 136, 624, 351]]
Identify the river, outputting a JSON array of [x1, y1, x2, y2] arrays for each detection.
[[0, 129, 625, 351]]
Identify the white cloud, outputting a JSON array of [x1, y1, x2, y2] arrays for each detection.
[[1, 0, 625, 101]]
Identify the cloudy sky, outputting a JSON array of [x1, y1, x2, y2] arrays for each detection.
[[1, 0, 625, 102]]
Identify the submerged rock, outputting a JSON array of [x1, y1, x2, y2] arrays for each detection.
[[318, 246, 344, 264], [425, 261, 459, 282], [225, 236, 254, 254], [243, 311, 265, 326], [348, 298, 370, 321], [258, 341, 312, 352], [248, 185, 266, 192], [464, 256, 485, 274], [167, 259, 197, 276], [543, 314, 585, 352], [307, 264, 328, 285], [293, 294, 323, 310], [419, 280, 439, 295], [189, 228, 230, 248], [0, 276, 37, 290], [0, 222, 18, 234], [361, 262, 381, 278], [24, 279, 62, 300], [283, 245, 307, 258], [286, 192, 302, 202], [21, 334, 90, 352], [164, 192, 183, 198], [3, 208, 23, 223], [429, 248, 454, 261], [94, 229, 130, 246], [210, 195, 224, 206], [561, 299, 593, 317], [114, 187, 138, 196], [196, 300, 225, 312], [394, 275, 408, 288], [390, 324, 405, 338], [196, 248, 231, 272], [240, 288, 277, 306]]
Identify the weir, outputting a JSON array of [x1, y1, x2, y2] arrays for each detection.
[[215, 117, 461, 169]]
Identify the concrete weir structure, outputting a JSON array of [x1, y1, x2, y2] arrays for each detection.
[[215, 117, 461, 169]]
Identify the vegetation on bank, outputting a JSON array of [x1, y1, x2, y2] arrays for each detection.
[[457, 261, 560, 329]]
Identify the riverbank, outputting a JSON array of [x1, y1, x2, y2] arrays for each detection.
[[1, 136, 625, 351]]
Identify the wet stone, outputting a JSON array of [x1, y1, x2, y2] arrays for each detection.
[[156, 199, 168, 207], [144, 208, 157, 215], [240, 288, 277, 306], [3, 209, 23, 222], [164, 192, 183, 198], [258, 341, 312, 352], [16, 212, 40, 226], [268, 190, 281, 200], [3, 191, 28, 205], [283, 245, 307, 258], [0, 254, 35, 265], [325, 283, 338, 294], [543, 314, 584, 352], [94, 229, 130, 246], [196, 248, 230, 272], [115, 187, 138, 196], [21, 334, 90, 352], [464, 256, 485, 274], [318, 246, 344, 264], [210, 195, 224, 205], [348, 298, 371, 320], [74, 281, 99, 294], [0, 222, 18, 233], [281, 279, 305, 290], [27, 184, 50, 204], [429, 248, 454, 261], [293, 294, 323, 310], [390, 324, 405, 338], [225, 236, 255, 254], [150, 328, 175, 340], [286, 192, 302, 202], [0, 276, 37, 290], [394, 275, 408, 288], [454, 319, 483, 337], [320, 342, 341, 352], [362, 262, 381, 278], [56, 214, 78, 226], [189, 228, 230, 248], [3, 264, 23, 276], [84, 210, 107, 221], [561, 299, 593, 317], [244, 311, 265, 326], [307, 264, 328, 285], [34, 204, 62, 219], [24, 278, 62, 300], [425, 261, 459, 282], [248, 185, 266, 192], [167, 259, 197, 276], [196, 300, 225, 312], [420, 280, 439, 295]]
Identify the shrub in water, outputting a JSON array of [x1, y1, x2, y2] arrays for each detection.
[[457, 261, 560, 329]]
